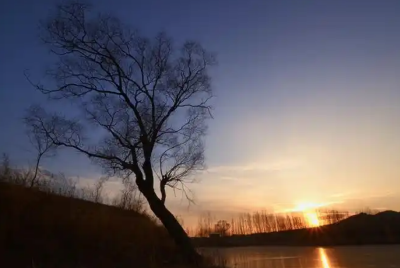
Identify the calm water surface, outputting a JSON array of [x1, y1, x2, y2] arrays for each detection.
[[201, 245, 400, 268]]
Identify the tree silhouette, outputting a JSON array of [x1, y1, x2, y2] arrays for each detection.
[[24, 106, 57, 188], [24, 1, 215, 263], [214, 220, 230, 236]]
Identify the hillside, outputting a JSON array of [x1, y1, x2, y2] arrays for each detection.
[[0, 182, 178, 268], [193, 210, 400, 247]]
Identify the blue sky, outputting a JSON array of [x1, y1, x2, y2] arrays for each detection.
[[2, 0, 400, 226]]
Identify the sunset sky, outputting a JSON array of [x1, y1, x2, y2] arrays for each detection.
[[1, 0, 400, 227]]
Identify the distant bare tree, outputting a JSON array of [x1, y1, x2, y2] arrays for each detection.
[[214, 220, 230, 237], [112, 177, 145, 213], [45, 172, 78, 197], [24, 106, 57, 188], [24, 2, 215, 262], [0, 153, 12, 182], [0, 153, 30, 185], [92, 176, 108, 203], [195, 212, 216, 237]]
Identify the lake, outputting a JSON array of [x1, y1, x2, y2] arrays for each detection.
[[200, 245, 400, 268]]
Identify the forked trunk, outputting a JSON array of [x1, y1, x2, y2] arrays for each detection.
[[140, 186, 201, 264]]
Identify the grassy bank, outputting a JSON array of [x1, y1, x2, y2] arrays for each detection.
[[0, 181, 180, 268], [0, 156, 227, 268]]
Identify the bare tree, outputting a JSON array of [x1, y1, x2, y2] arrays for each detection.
[[214, 220, 230, 237], [24, 1, 215, 263], [24, 107, 57, 188], [0, 153, 30, 185], [113, 177, 146, 213], [92, 176, 108, 203], [80, 176, 108, 203], [195, 212, 215, 237], [0, 153, 12, 182]]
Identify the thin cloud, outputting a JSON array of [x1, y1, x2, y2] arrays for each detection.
[[329, 190, 359, 198], [216, 176, 241, 181], [281, 201, 342, 213], [334, 190, 396, 201], [207, 160, 302, 174], [363, 191, 396, 199]]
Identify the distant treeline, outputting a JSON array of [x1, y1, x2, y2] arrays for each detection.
[[191, 208, 381, 237], [192, 210, 400, 247]]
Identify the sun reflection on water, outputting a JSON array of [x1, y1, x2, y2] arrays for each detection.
[[319, 248, 331, 268]]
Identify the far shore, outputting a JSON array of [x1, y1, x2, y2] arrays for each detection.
[[192, 210, 400, 248]]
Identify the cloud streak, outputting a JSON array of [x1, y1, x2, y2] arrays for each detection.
[[207, 160, 302, 174]]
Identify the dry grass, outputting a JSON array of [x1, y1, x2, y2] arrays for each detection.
[[0, 181, 180, 268], [0, 156, 227, 268]]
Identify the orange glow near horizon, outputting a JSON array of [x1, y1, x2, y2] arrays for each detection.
[[291, 202, 326, 212]]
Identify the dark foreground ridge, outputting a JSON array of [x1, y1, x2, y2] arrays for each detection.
[[0, 182, 181, 268], [193, 210, 400, 248]]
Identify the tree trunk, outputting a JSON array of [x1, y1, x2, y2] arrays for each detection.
[[140, 186, 201, 264]]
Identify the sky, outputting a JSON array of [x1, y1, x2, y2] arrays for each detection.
[[1, 0, 400, 227]]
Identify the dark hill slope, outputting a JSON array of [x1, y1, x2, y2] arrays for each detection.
[[0, 182, 176, 268]]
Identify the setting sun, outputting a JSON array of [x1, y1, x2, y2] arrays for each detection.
[[305, 212, 320, 227], [287, 202, 324, 227], [286, 202, 323, 227]]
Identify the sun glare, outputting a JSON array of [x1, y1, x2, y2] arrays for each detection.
[[305, 211, 320, 227], [288, 202, 323, 227]]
